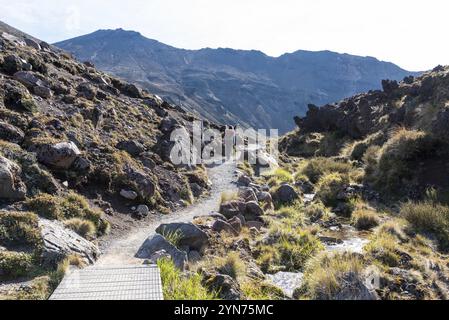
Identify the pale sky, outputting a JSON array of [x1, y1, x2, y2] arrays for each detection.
[[0, 0, 447, 71]]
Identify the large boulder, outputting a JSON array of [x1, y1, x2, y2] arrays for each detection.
[[39, 219, 100, 266], [116, 140, 145, 157], [244, 201, 264, 220], [272, 184, 299, 204], [219, 200, 246, 219], [123, 167, 156, 200], [238, 187, 257, 202], [0, 155, 27, 200], [0, 122, 25, 144], [35, 141, 81, 169], [136, 234, 187, 269], [156, 223, 209, 252], [13, 71, 48, 89], [212, 219, 238, 236]]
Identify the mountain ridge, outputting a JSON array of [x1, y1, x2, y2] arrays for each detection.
[[55, 29, 419, 133]]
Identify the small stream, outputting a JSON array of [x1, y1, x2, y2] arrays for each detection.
[[268, 222, 370, 298]]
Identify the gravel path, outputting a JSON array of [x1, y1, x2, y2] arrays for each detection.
[[95, 160, 237, 266]]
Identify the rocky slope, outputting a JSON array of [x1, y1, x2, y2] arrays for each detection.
[[281, 65, 449, 200], [0, 22, 213, 298], [55, 28, 418, 133]]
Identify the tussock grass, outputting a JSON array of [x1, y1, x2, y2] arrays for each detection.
[[158, 258, 217, 300], [257, 228, 323, 272], [0, 251, 35, 279], [264, 168, 293, 186], [299, 158, 353, 184], [241, 280, 285, 300], [304, 202, 329, 222], [216, 252, 246, 280], [26, 193, 110, 236], [64, 218, 96, 238], [316, 173, 349, 207], [299, 252, 366, 300], [401, 201, 449, 251], [351, 209, 380, 230], [0, 211, 42, 247], [365, 230, 401, 267], [220, 191, 239, 205], [237, 161, 255, 176]]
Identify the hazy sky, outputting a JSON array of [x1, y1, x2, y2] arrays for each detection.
[[0, 0, 447, 71]]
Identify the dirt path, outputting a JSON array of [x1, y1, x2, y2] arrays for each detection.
[[95, 160, 237, 266]]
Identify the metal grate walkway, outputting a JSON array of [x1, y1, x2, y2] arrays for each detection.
[[49, 265, 164, 300]]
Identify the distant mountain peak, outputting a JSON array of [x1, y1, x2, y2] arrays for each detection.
[[55, 29, 419, 132]]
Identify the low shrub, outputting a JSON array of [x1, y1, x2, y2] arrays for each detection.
[[300, 158, 353, 184], [299, 252, 366, 300], [0, 211, 42, 247], [316, 173, 349, 207], [158, 258, 217, 300], [257, 228, 323, 272], [0, 251, 35, 279], [64, 218, 96, 238], [217, 252, 246, 280], [351, 209, 380, 230], [401, 201, 449, 251]]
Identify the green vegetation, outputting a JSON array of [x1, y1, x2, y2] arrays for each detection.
[[299, 157, 353, 184], [158, 258, 218, 300], [216, 252, 246, 280], [26, 192, 110, 237], [299, 252, 365, 300], [241, 280, 285, 300], [316, 173, 349, 207], [0, 251, 35, 278], [257, 228, 323, 272], [401, 200, 449, 251], [264, 168, 293, 186], [64, 218, 96, 238], [0, 212, 42, 247], [351, 209, 380, 230]]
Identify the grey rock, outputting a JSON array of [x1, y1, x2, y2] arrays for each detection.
[[35, 141, 81, 169], [246, 221, 264, 231], [146, 250, 171, 264], [237, 174, 252, 186], [160, 116, 179, 133], [120, 189, 138, 200], [76, 82, 97, 100], [219, 200, 246, 219], [188, 250, 202, 264], [116, 139, 145, 156], [0, 121, 25, 143], [24, 38, 41, 50], [227, 216, 242, 233], [39, 219, 100, 267], [33, 85, 52, 98], [0, 155, 27, 200], [238, 187, 257, 202], [245, 201, 264, 219], [123, 167, 156, 200], [136, 205, 150, 217], [136, 234, 187, 269], [212, 219, 238, 236], [13, 71, 48, 88], [272, 184, 299, 204], [156, 223, 209, 252]]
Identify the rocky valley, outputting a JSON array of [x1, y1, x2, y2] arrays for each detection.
[[0, 18, 448, 302], [55, 28, 418, 133]]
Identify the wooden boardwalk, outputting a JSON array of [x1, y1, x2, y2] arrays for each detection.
[[49, 265, 163, 300]]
